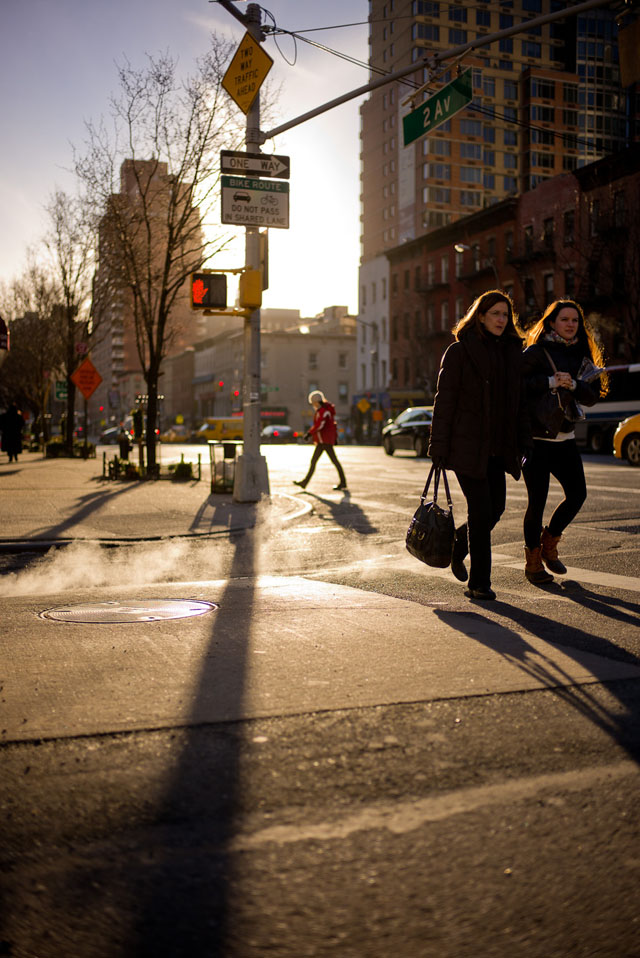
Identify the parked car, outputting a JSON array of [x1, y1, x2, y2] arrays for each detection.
[[381, 405, 433, 457], [613, 413, 640, 466], [260, 424, 299, 443]]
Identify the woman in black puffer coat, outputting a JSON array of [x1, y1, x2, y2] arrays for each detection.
[[428, 290, 530, 601], [521, 299, 606, 584]]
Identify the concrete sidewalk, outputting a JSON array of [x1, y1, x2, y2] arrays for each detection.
[[0, 450, 306, 547]]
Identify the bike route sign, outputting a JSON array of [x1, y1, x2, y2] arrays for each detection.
[[403, 68, 473, 146], [221, 175, 289, 229]]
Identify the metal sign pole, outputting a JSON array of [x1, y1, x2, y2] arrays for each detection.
[[234, 0, 270, 502]]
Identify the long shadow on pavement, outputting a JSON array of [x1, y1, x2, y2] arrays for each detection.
[[434, 604, 640, 764], [303, 490, 379, 536], [130, 509, 257, 956]]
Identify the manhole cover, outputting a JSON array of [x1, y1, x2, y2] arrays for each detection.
[[40, 599, 218, 624]]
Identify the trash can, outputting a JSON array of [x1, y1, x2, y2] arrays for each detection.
[[208, 440, 242, 494]]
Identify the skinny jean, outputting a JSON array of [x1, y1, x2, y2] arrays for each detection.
[[454, 456, 506, 591], [522, 438, 586, 549], [301, 443, 346, 487]]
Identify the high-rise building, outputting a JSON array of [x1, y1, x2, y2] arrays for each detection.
[[362, 0, 633, 258], [89, 159, 219, 431], [357, 0, 637, 405]]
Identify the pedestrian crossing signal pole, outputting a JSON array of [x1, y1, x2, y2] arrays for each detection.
[[233, 1, 270, 502]]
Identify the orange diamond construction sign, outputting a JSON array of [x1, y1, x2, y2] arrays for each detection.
[[71, 357, 102, 400], [222, 31, 274, 115]]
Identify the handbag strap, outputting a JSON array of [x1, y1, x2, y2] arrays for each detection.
[[421, 464, 453, 510], [542, 348, 558, 376]]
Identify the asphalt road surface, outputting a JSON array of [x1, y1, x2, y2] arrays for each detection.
[[1, 445, 639, 958]]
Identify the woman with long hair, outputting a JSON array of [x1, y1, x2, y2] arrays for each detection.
[[428, 290, 529, 600], [521, 299, 606, 584]]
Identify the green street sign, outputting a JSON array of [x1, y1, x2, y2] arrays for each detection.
[[403, 68, 473, 146], [55, 380, 68, 401]]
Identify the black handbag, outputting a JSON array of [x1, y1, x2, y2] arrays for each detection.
[[534, 349, 584, 436], [406, 464, 455, 568]]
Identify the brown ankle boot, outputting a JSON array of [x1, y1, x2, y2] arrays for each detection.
[[524, 545, 554, 584], [541, 527, 567, 574]]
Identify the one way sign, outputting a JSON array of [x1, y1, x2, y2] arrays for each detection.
[[220, 150, 290, 179]]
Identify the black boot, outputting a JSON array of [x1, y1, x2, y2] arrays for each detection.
[[451, 524, 468, 582]]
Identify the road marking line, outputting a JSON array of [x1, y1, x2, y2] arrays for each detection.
[[232, 761, 639, 850]]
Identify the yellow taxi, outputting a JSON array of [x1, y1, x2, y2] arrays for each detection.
[[613, 413, 640, 467]]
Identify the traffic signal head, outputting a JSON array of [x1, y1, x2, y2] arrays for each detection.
[[190, 273, 227, 310]]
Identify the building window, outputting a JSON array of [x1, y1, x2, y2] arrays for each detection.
[[392, 273, 398, 295], [531, 105, 555, 123], [499, 37, 513, 53], [392, 316, 398, 341], [449, 6, 467, 21], [429, 162, 451, 180], [440, 300, 449, 330], [441, 256, 449, 283], [524, 278, 536, 307], [503, 79, 517, 99], [476, 9, 490, 26], [460, 119, 482, 137], [530, 78, 555, 98], [427, 261, 435, 285], [504, 153, 517, 169], [338, 353, 347, 368], [524, 225, 534, 254], [483, 172, 495, 189], [460, 142, 482, 160], [449, 28, 468, 44], [543, 217, 554, 248], [404, 357, 410, 384], [430, 187, 451, 203], [522, 40, 542, 57], [455, 249, 464, 278], [412, 0, 440, 14], [338, 382, 349, 401], [414, 265, 421, 290], [460, 166, 482, 183], [564, 268, 575, 297], [413, 22, 440, 41], [614, 191, 626, 228], [426, 304, 434, 331], [460, 190, 482, 207], [455, 297, 464, 320], [504, 130, 518, 146], [404, 269, 410, 290], [544, 273, 554, 300]]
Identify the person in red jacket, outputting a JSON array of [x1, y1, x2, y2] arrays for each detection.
[[294, 390, 347, 491]]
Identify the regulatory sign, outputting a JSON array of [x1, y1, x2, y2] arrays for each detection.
[[403, 68, 473, 146], [220, 150, 290, 179], [221, 175, 289, 229], [222, 31, 274, 115], [70, 357, 102, 400]]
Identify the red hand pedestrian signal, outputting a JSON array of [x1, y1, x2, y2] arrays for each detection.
[[192, 277, 208, 305], [190, 273, 227, 310]]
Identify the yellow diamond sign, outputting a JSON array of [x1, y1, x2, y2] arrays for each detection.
[[222, 32, 274, 115]]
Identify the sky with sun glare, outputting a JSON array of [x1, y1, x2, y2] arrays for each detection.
[[0, 0, 370, 318]]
